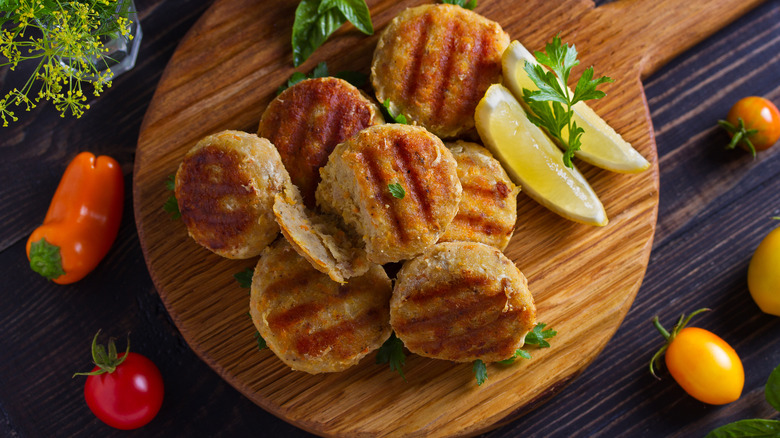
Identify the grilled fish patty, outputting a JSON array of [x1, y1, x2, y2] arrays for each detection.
[[259, 77, 384, 208], [316, 124, 462, 264], [438, 141, 519, 250], [175, 130, 290, 259], [391, 242, 536, 363], [371, 4, 509, 139], [250, 239, 392, 374]]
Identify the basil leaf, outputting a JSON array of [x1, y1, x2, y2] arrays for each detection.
[[292, 0, 346, 66], [321, 0, 373, 35], [767, 364, 780, 412], [442, 0, 477, 9], [292, 0, 373, 67], [705, 419, 780, 438]]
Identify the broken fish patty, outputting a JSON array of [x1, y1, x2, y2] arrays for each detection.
[[438, 141, 519, 250], [273, 184, 370, 284], [390, 242, 536, 363], [371, 4, 509, 139], [250, 238, 392, 374], [258, 77, 384, 208], [175, 130, 290, 259], [316, 124, 462, 264]]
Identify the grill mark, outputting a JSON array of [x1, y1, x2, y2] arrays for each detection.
[[294, 309, 381, 358], [414, 327, 518, 359], [262, 271, 317, 300], [393, 135, 435, 225], [266, 301, 322, 332], [357, 149, 408, 243], [461, 181, 509, 204], [451, 213, 511, 237], [406, 275, 490, 305], [402, 12, 432, 102], [431, 19, 461, 121], [395, 291, 508, 335], [463, 29, 491, 115], [178, 146, 255, 246]]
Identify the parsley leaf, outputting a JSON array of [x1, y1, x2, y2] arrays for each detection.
[[234, 268, 253, 289], [473, 359, 488, 386], [254, 331, 268, 350], [524, 323, 557, 348], [521, 35, 613, 168], [163, 175, 181, 220], [292, 0, 373, 67], [497, 348, 532, 365], [381, 99, 408, 124], [442, 0, 477, 9], [376, 332, 406, 380], [388, 182, 405, 199]]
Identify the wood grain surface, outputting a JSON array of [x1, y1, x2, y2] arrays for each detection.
[[1, 0, 779, 437], [130, 0, 763, 436]]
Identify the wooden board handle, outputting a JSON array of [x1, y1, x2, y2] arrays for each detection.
[[593, 0, 767, 78]]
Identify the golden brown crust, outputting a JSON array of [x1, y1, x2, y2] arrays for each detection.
[[371, 4, 509, 139], [175, 130, 290, 259], [259, 77, 384, 208], [250, 239, 392, 374], [390, 242, 536, 363], [438, 141, 519, 250], [316, 124, 462, 264]]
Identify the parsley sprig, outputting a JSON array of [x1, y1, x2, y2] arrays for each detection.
[[473, 323, 557, 385], [522, 35, 613, 168], [381, 99, 408, 124], [163, 175, 181, 220], [388, 182, 405, 199], [292, 0, 374, 67], [376, 332, 406, 380], [234, 268, 254, 289]]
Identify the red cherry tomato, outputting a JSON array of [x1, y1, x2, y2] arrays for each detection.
[[723, 96, 780, 153], [75, 332, 164, 430]]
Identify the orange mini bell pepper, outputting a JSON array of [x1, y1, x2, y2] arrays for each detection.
[[26, 152, 124, 284]]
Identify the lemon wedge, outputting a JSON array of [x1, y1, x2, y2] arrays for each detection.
[[475, 84, 607, 226], [502, 40, 650, 173]]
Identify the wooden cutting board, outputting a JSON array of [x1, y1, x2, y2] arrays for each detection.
[[133, 0, 764, 436]]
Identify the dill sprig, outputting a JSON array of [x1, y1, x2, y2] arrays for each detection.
[[0, 0, 136, 126]]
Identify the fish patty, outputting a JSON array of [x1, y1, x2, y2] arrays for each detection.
[[259, 77, 384, 208], [438, 141, 519, 250], [371, 4, 509, 139], [273, 184, 369, 284], [250, 238, 392, 374], [175, 130, 290, 259], [316, 124, 462, 264], [390, 242, 536, 363]]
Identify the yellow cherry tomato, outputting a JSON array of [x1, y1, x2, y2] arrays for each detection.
[[664, 327, 744, 405], [747, 226, 780, 316]]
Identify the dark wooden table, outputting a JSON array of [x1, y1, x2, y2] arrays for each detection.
[[1, 1, 779, 437]]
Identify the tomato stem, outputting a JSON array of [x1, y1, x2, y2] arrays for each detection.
[[652, 316, 670, 340]]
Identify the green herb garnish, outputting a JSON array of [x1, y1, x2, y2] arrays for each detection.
[[254, 331, 268, 351], [292, 0, 374, 67], [473, 359, 488, 386], [163, 175, 181, 220], [476, 323, 557, 383], [234, 268, 253, 289], [382, 99, 408, 124], [522, 34, 613, 168], [442, 0, 477, 10], [277, 62, 368, 95], [705, 364, 780, 437], [376, 332, 406, 380], [388, 182, 405, 199]]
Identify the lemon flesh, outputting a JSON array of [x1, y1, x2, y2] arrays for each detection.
[[475, 84, 608, 226], [502, 40, 650, 173]]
